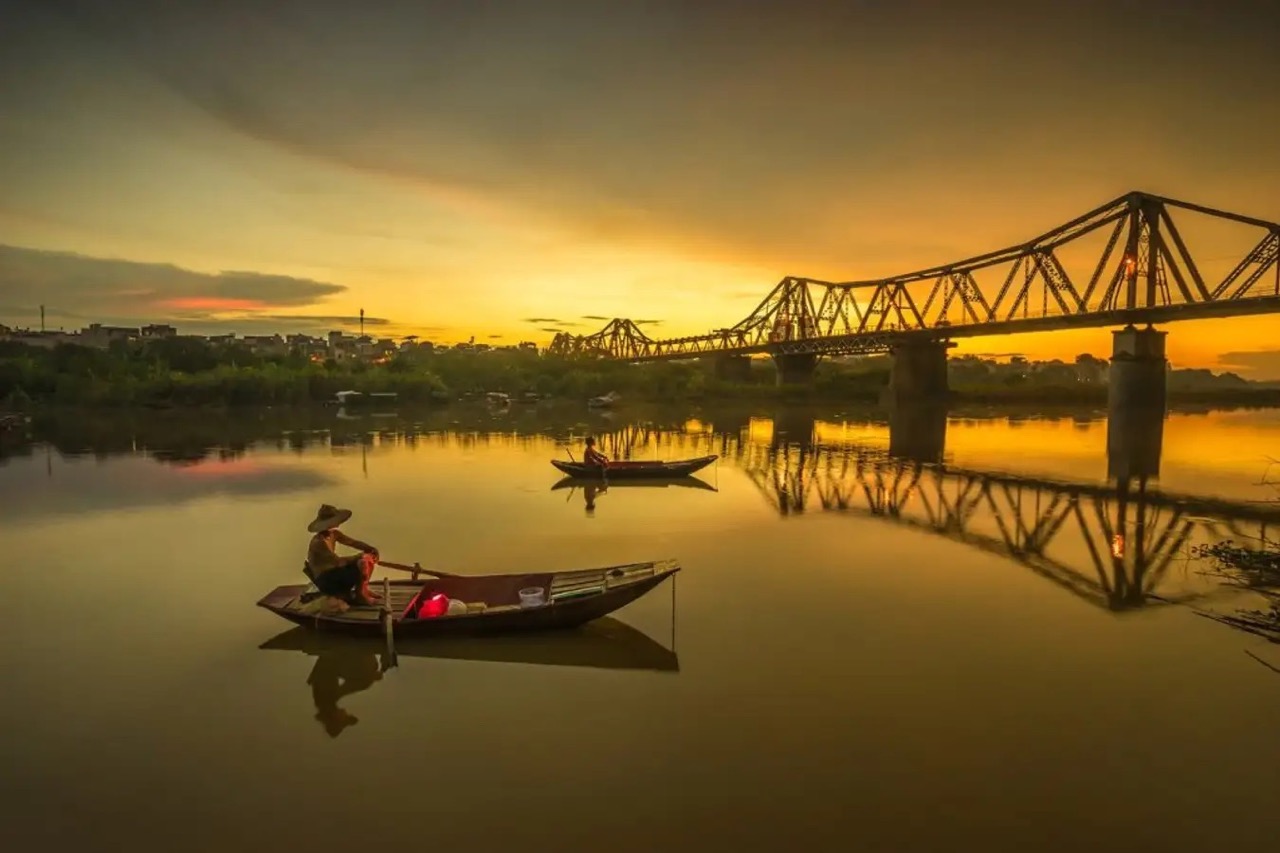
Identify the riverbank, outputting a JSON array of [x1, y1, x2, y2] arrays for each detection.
[[3, 340, 1276, 410], [5, 379, 1280, 412]]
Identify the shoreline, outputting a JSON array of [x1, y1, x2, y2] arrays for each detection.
[[5, 385, 1280, 414]]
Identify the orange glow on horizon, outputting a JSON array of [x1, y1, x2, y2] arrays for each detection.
[[161, 297, 271, 312], [167, 457, 267, 476]]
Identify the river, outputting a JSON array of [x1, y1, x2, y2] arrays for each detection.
[[2, 400, 1278, 851]]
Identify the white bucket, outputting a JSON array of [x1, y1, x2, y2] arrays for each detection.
[[518, 587, 546, 608]]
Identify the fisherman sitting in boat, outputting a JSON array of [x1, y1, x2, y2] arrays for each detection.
[[305, 504, 381, 606], [582, 436, 609, 468]]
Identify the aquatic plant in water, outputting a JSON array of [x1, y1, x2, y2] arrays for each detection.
[[1191, 538, 1280, 644]]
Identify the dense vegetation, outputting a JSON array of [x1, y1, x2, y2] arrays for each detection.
[[0, 337, 1274, 409], [0, 338, 885, 407]]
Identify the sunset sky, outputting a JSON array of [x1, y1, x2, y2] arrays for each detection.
[[2, 1, 1279, 373]]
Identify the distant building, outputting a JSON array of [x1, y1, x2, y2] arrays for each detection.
[[326, 330, 360, 359], [4, 330, 77, 349], [82, 324, 140, 347], [141, 324, 178, 339], [242, 334, 287, 355]]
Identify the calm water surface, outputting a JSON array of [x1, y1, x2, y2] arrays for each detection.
[[2, 402, 1279, 852]]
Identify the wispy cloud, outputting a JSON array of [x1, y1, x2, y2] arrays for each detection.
[[581, 315, 610, 321], [633, 319, 663, 326], [967, 352, 1028, 360], [523, 317, 562, 324], [256, 313, 390, 326]]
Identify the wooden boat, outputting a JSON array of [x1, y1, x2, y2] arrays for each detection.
[[551, 475, 717, 492], [258, 616, 679, 672], [256, 559, 679, 637], [587, 391, 620, 408], [333, 390, 399, 406], [549, 455, 717, 479]]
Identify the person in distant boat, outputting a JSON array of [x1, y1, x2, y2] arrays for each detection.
[[582, 436, 609, 468], [305, 504, 381, 606]]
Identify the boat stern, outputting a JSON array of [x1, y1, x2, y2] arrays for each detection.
[[256, 584, 309, 611]]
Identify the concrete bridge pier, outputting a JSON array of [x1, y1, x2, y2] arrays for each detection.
[[772, 353, 819, 386], [712, 354, 753, 383], [1107, 325, 1167, 411], [770, 411, 816, 450], [887, 340, 952, 404], [888, 401, 948, 464], [1107, 325, 1167, 481]]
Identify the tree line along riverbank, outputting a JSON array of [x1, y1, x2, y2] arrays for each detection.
[[1, 338, 1275, 410]]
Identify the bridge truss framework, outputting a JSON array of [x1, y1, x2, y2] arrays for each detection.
[[549, 191, 1280, 361]]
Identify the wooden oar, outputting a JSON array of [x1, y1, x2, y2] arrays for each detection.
[[380, 576, 397, 671], [377, 559, 464, 580]]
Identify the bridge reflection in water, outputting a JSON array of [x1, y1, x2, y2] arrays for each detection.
[[594, 412, 1278, 614]]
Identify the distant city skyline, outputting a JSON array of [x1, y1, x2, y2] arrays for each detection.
[[2, 1, 1278, 375]]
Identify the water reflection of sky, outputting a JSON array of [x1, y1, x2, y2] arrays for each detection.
[[0, 451, 338, 523]]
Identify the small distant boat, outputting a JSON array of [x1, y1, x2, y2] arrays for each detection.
[[256, 560, 679, 637], [587, 391, 620, 408], [485, 391, 511, 405], [551, 475, 718, 492], [550, 455, 718, 479], [334, 390, 399, 406]]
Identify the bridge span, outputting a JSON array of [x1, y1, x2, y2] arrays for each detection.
[[550, 191, 1280, 407]]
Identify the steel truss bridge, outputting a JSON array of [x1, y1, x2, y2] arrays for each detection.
[[549, 191, 1280, 361], [587, 426, 1279, 613]]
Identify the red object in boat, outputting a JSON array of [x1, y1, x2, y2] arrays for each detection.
[[418, 593, 449, 618]]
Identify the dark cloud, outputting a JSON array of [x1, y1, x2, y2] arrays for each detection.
[[523, 317, 584, 330], [633, 319, 663, 326], [0, 244, 349, 327], [539, 327, 565, 334], [1218, 350, 1280, 381], [34, 0, 1278, 275], [581, 315, 610, 321], [257, 314, 390, 326], [487, 334, 503, 339]]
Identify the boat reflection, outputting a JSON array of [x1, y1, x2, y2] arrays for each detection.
[[259, 617, 679, 738], [552, 475, 717, 515], [550, 476, 718, 492]]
